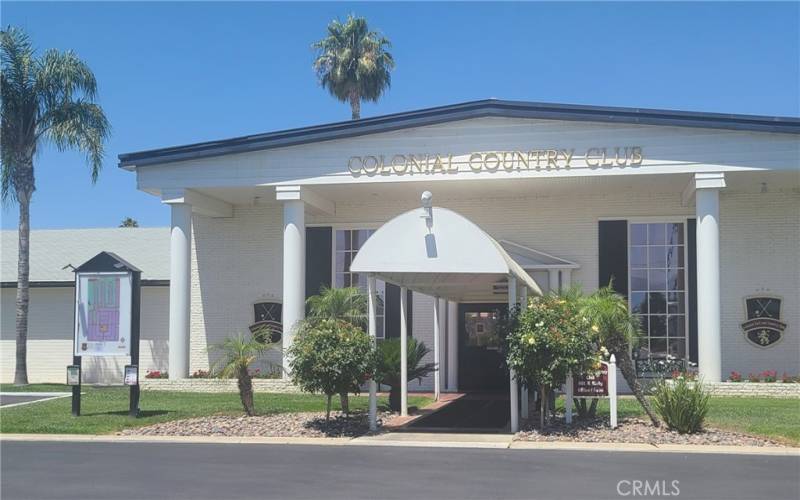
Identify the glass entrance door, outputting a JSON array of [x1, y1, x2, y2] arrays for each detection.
[[458, 303, 509, 392]]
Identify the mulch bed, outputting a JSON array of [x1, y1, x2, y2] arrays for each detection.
[[120, 411, 394, 438], [516, 416, 786, 447]]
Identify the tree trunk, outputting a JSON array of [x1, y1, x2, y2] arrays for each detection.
[[616, 348, 660, 426], [539, 386, 547, 429], [339, 392, 350, 416], [388, 386, 400, 412], [325, 394, 332, 422], [14, 188, 32, 386], [237, 367, 254, 416], [349, 91, 361, 120]]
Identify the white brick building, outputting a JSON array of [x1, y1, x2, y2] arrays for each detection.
[[6, 100, 799, 403]]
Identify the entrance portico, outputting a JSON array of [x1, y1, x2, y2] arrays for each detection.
[[350, 192, 542, 432]]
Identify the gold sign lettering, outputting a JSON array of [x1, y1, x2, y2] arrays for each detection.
[[347, 146, 643, 176]]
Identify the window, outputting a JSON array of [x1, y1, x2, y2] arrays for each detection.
[[629, 222, 687, 359], [334, 229, 385, 338]]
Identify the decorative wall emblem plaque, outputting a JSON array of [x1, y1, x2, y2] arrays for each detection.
[[741, 296, 787, 348]]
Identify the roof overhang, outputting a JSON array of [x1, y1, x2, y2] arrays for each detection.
[[118, 99, 800, 169]]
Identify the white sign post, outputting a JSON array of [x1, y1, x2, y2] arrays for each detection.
[[607, 355, 618, 429]]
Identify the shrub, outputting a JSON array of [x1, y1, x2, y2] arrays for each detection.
[[729, 371, 742, 382], [652, 376, 710, 434], [288, 318, 376, 421], [506, 291, 597, 428], [190, 369, 210, 379], [145, 370, 168, 379], [747, 372, 760, 383], [374, 338, 436, 412]]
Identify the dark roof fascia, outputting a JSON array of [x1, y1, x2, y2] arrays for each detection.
[[1, 280, 169, 289], [118, 99, 800, 169]]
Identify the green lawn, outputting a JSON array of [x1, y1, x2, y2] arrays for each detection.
[[558, 396, 800, 446], [0, 385, 432, 435]]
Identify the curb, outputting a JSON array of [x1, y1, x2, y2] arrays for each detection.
[[2, 433, 798, 456]]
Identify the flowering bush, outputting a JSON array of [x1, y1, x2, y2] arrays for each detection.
[[671, 370, 697, 381], [190, 369, 210, 379], [506, 293, 597, 427], [145, 370, 168, 379], [729, 371, 742, 382], [761, 370, 778, 383]]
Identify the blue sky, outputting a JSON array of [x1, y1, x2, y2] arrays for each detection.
[[2, 1, 798, 230]]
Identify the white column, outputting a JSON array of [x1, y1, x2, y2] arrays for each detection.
[[508, 275, 519, 433], [168, 202, 192, 379], [520, 285, 529, 419], [562, 269, 572, 288], [281, 199, 305, 377], [400, 286, 408, 417], [438, 298, 447, 395], [446, 301, 458, 392], [548, 269, 560, 295], [696, 176, 724, 383], [367, 275, 378, 431], [432, 297, 441, 401]]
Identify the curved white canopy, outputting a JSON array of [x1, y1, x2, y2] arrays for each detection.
[[350, 205, 542, 302]]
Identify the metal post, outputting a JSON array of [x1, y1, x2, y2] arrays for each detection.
[[367, 275, 378, 431], [400, 286, 408, 417], [565, 371, 574, 425], [608, 355, 618, 429], [71, 355, 81, 417], [432, 297, 441, 401], [129, 271, 141, 417], [508, 275, 519, 433]]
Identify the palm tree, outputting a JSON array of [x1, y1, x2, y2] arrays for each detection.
[[119, 217, 138, 228], [375, 338, 436, 412], [312, 15, 395, 120], [306, 285, 368, 328], [581, 286, 661, 426], [1, 27, 110, 385], [210, 333, 274, 416], [304, 285, 370, 413]]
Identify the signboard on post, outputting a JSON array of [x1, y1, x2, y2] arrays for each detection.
[[70, 252, 142, 418], [74, 272, 132, 356], [574, 363, 609, 397]]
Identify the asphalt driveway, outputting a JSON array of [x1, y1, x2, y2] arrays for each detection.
[[1, 441, 797, 500]]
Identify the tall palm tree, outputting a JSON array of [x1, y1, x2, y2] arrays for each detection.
[[581, 286, 661, 426], [1, 27, 110, 385], [312, 15, 395, 120]]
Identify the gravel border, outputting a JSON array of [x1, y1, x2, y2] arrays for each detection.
[[516, 416, 787, 447], [120, 411, 394, 438]]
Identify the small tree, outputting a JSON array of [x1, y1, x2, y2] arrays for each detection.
[[506, 292, 597, 429], [210, 333, 274, 416], [581, 286, 660, 426], [374, 338, 436, 412], [305, 286, 369, 411], [288, 319, 376, 421]]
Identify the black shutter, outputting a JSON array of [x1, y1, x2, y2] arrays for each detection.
[[598, 220, 628, 297], [305, 227, 332, 300], [385, 286, 414, 339], [687, 218, 698, 364]]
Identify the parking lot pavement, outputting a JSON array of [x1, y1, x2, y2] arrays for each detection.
[[0, 393, 70, 408]]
